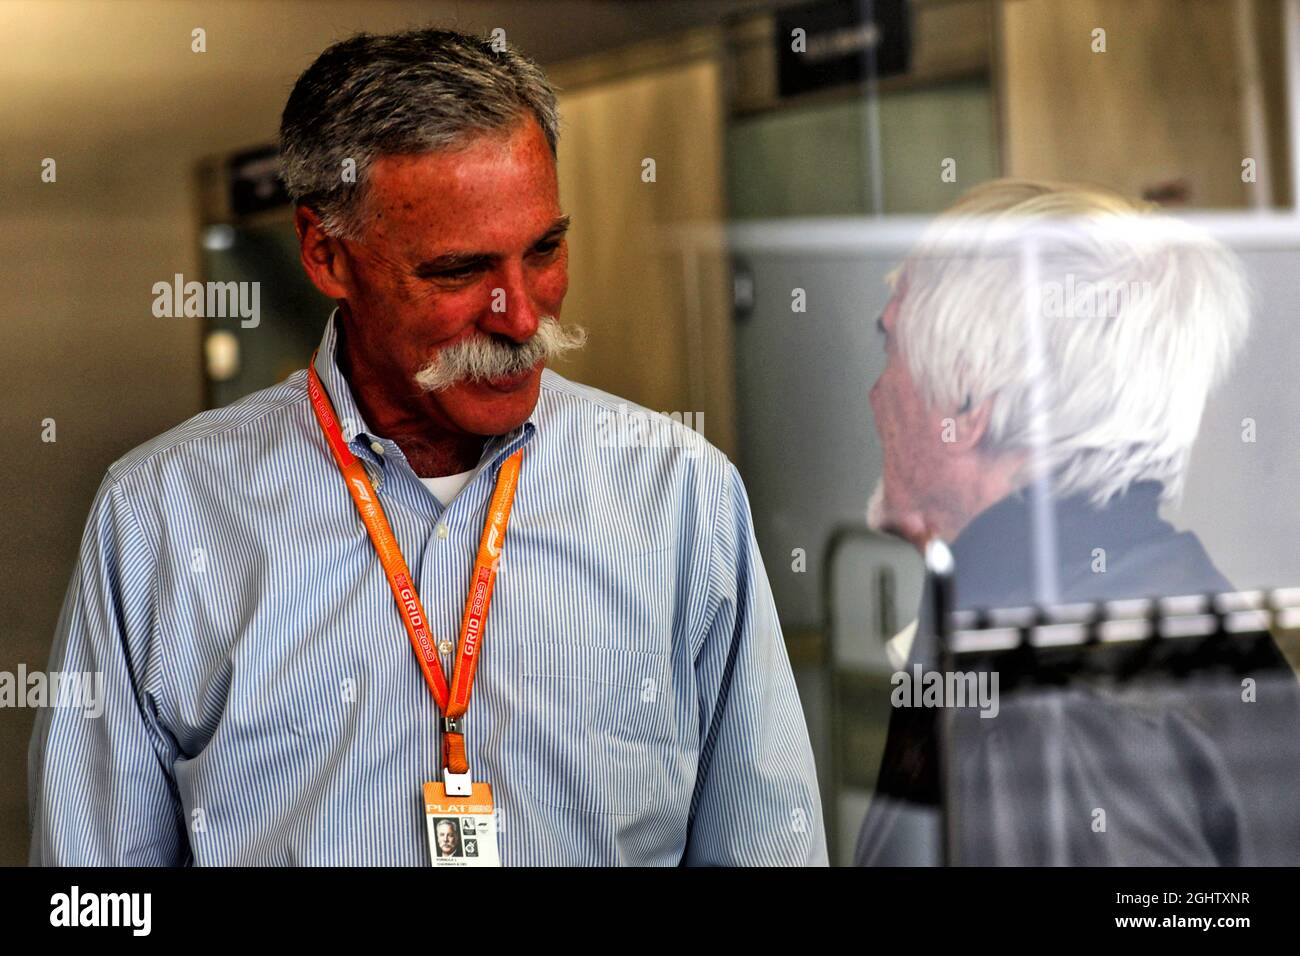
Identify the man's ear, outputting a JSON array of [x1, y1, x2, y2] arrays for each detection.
[[294, 205, 352, 300], [938, 394, 994, 454]]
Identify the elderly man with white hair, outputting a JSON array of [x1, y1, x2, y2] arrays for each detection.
[[856, 179, 1299, 866]]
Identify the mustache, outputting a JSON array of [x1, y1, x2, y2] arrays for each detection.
[[413, 317, 587, 392]]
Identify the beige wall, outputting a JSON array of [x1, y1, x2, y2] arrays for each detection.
[[996, 0, 1292, 208], [553, 41, 736, 455]]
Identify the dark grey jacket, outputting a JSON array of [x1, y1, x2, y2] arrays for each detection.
[[855, 481, 1300, 866]]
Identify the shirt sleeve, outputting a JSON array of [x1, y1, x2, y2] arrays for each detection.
[[28, 473, 188, 865], [683, 463, 828, 866]]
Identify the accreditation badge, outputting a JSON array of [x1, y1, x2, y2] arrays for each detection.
[[424, 781, 500, 866]]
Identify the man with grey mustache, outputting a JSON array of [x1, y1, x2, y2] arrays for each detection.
[[30, 28, 825, 867]]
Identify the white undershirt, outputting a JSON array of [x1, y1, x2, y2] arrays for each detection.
[[418, 468, 477, 506], [886, 619, 919, 670]]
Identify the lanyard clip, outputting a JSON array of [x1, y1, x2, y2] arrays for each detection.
[[441, 715, 471, 795], [442, 767, 473, 797]]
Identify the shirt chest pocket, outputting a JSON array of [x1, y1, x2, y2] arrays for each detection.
[[507, 642, 675, 816]]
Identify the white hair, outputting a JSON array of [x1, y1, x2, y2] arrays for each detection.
[[893, 180, 1251, 507]]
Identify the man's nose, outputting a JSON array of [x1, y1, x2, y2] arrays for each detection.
[[482, 261, 541, 343]]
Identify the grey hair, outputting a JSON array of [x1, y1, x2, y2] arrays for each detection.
[[279, 27, 560, 239]]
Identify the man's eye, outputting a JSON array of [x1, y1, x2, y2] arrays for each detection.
[[532, 240, 560, 257], [434, 266, 479, 280]]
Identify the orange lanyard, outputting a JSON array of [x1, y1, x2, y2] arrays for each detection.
[[307, 356, 521, 781]]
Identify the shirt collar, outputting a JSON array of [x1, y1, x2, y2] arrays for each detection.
[[312, 309, 376, 448], [310, 308, 540, 466]]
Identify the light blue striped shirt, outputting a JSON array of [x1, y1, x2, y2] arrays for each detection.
[[29, 312, 826, 866]]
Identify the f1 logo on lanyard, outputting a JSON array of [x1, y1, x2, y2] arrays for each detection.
[[307, 356, 519, 866]]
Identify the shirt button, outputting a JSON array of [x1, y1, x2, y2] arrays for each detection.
[[436, 523, 449, 540], [438, 640, 455, 656], [370, 441, 384, 456]]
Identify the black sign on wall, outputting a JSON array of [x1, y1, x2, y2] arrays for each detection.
[[776, 0, 912, 98], [228, 145, 290, 217]]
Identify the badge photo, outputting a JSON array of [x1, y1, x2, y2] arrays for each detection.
[[424, 781, 500, 867]]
